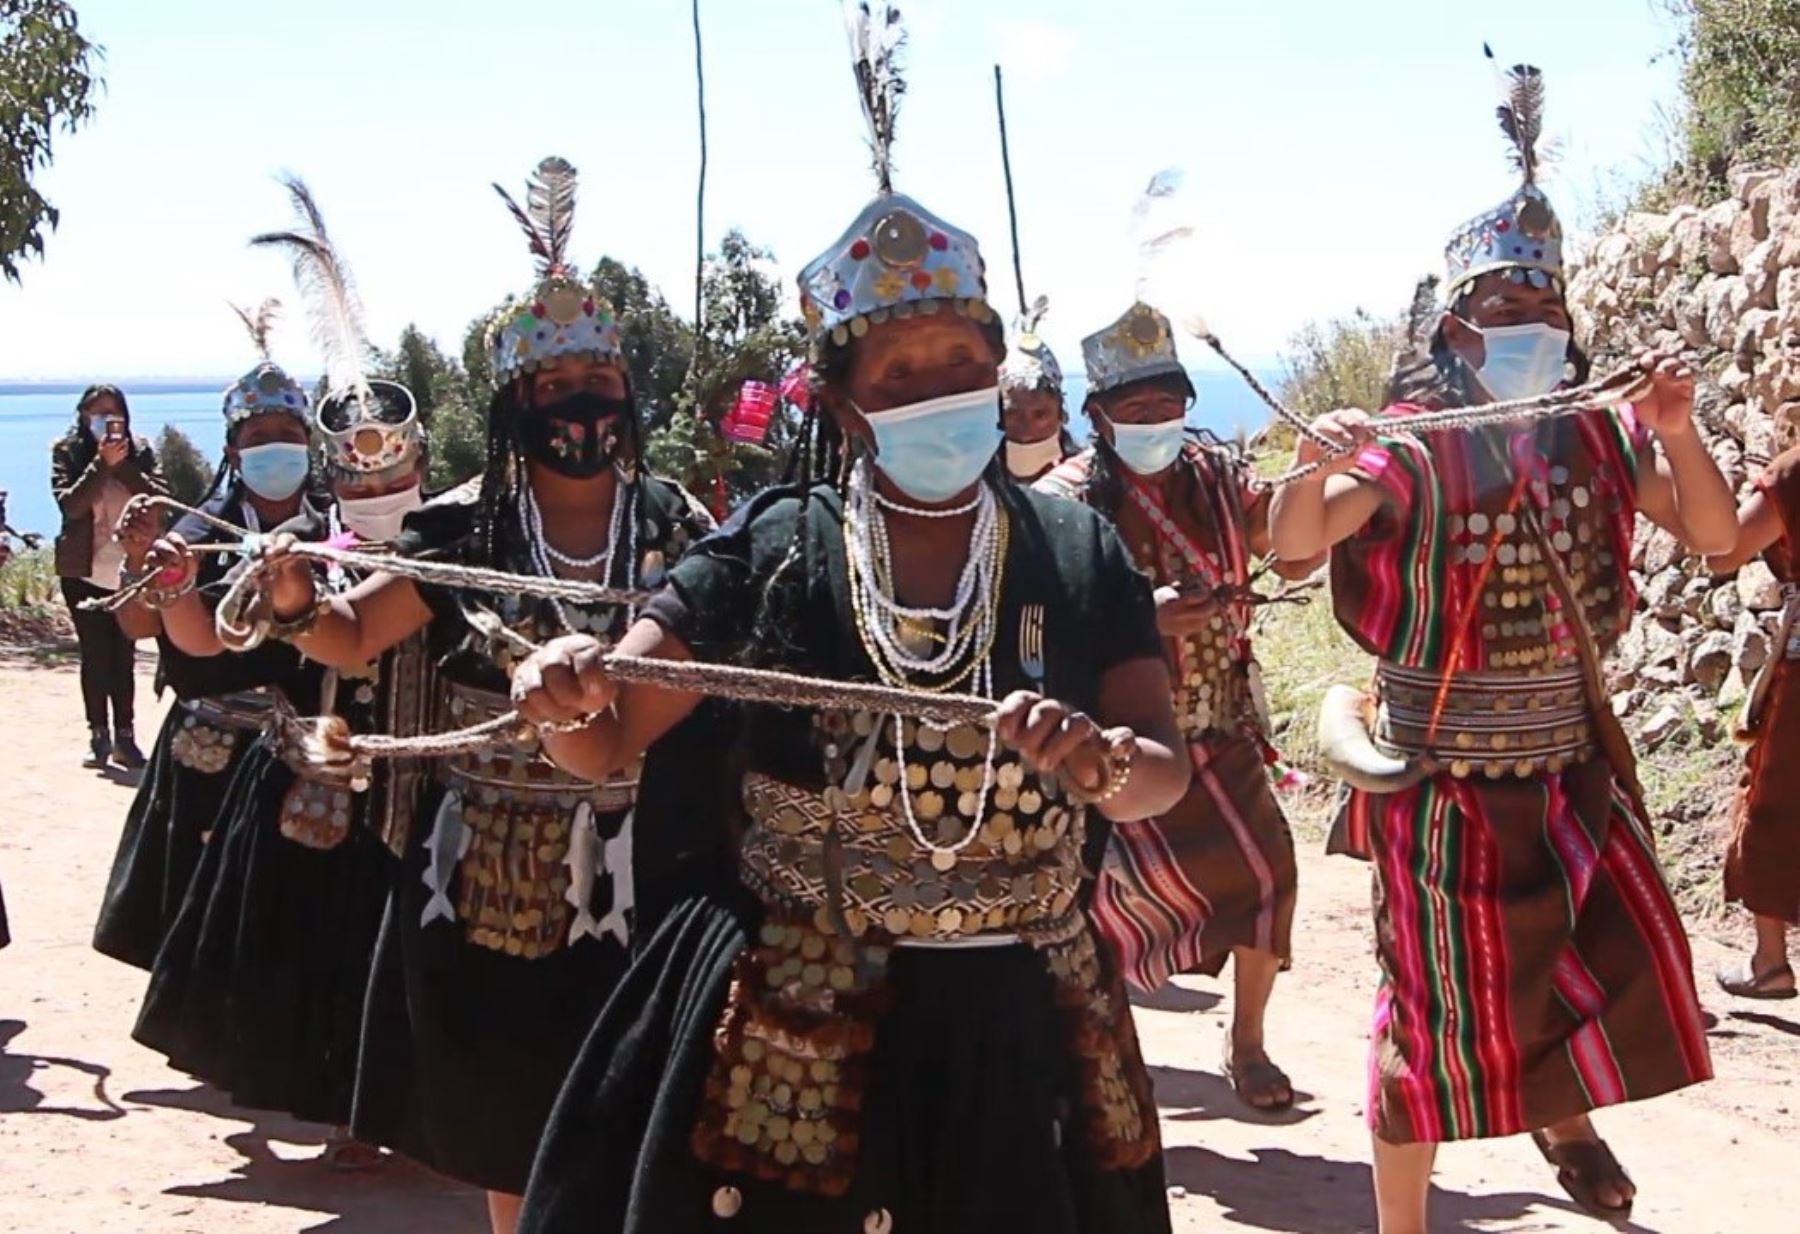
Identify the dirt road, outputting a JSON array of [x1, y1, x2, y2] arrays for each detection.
[[0, 655, 1792, 1233]]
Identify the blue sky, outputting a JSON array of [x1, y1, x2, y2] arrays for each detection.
[[0, 0, 1684, 381]]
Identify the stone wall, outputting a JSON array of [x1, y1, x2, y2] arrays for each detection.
[[1567, 168, 1800, 730]]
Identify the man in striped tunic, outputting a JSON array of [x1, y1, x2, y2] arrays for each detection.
[[1265, 60, 1730, 1234], [1038, 301, 1317, 1111]]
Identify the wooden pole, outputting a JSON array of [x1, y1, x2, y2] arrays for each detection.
[[993, 64, 1028, 319]]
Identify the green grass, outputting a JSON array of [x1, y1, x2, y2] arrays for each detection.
[[0, 547, 57, 610], [1251, 578, 1364, 838]]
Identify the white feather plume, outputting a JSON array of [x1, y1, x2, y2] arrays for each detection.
[[250, 176, 374, 407]]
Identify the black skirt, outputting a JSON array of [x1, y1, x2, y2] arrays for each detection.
[[93, 706, 254, 971], [134, 734, 392, 1126], [518, 888, 1172, 1234], [349, 782, 633, 1195]]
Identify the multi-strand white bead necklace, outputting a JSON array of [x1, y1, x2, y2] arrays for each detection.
[[843, 457, 1005, 863], [517, 467, 638, 632]]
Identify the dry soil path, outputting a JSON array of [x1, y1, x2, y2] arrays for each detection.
[[0, 655, 1792, 1233]]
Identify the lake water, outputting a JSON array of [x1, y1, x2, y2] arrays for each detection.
[[0, 371, 1272, 536]]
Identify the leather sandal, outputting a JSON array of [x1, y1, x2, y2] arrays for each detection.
[[1531, 1130, 1634, 1223], [1715, 960, 1798, 1000]]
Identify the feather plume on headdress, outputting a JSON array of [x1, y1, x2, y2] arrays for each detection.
[[229, 297, 282, 362], [1403, 274, 1441, 350], [1020, 293, 1049, 334], [1131, 167, 1200, 313], [493, 156, 578, 279], [1485, 44, 1547, 186], [250, 177, 374, 406], [842, 0, 907, 193]]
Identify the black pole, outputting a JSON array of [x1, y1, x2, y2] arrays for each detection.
[[690, 0, 708, 387], [993, 64, 1027, 320]]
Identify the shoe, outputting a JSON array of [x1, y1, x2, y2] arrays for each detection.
[[83, 728, 111, 768], [112, 730, 147, 771]]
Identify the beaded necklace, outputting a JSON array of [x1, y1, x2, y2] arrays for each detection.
[[843, 458, 1008, 863], [517, 467, 638, 634]]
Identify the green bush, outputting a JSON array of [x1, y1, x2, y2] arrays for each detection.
[[0, 546, 56, 610], [155, 424, 213, 506], [1661, 1, 1800, 198]]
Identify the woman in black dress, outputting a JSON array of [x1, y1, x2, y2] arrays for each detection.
[[253, 157, 715, 1233], [507, 33, 1190, 1230], [94, 322, 314, 972], [132, 186, 432, 1165]]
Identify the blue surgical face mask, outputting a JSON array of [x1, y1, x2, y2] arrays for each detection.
[[1103, 414, 1188, 475], [861, 386, 1003, 503], [238, 442, 311, 501], [1469, 322, 1570, 402]]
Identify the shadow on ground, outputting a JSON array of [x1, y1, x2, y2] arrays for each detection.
[[0, 1019, 128, 1120], [1150, 1063, 1319, 1127], [125, 1083, 484, 1233], [1164, 1142, 1670, 1234]]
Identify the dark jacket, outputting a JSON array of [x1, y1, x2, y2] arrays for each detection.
[[51, 432, 167, 579]]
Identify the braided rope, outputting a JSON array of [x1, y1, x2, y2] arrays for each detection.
[[80, 496, 652, 615], [291, 652, 998, 767]]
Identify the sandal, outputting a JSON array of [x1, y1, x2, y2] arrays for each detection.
[[1222, 1043, 1295, 1112], [1715, 960, 1798, 1000], [1531, 1130, 1634, 1223], [325, 1133, 388, 1173]]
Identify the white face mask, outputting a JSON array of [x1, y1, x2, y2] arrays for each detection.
[[1470, 322, 1571, 402], [861, 386, 1003, 503], [338, 485, 423, 543], [1104, 415, 1188, 476], [1005, 435, 1064, 479]]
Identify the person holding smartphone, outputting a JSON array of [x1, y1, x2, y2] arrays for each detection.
[[51, 384, 166, 768]]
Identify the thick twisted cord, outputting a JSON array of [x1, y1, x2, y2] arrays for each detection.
[[79, 496, 652, 615], [288, 651, 998, 769]]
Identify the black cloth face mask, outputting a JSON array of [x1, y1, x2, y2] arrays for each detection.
[[519, 390, 632, 478]]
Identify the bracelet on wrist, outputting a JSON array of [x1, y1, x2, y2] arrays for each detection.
[[1066, 726, 1139, 806]]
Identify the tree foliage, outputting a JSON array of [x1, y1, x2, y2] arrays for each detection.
[[377, 230, 804, 504], [0, 1, 101, 282], [155, 424, 212, 506], [1659, 1, 1800, 199]]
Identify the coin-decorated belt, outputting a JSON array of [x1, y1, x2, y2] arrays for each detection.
[[738, 772, 1085, 946], [1376, 661, 1594, 779], [186, 688, 274, 731], [435, 679, 639, 812]]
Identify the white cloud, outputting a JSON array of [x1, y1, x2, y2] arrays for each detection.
[[997, 20, 1076, 83]]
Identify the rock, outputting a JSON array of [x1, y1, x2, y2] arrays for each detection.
[[1746, 238, 1782, 309], [1706, 276, 1752, 348], [1733, 166, 1780, 204], [1689, 629, 1733, 691], [1625, 211, 1672, 276], [1736, 308, 1780, 361], [1682, 574, 1714, 619], [1638, 619, 1689, 688], [1739, 559, 1784, 610], [1733, 609, 1772, 674], [1670, 212, 1708, 271], [1711, 581, 1745, 628], [1731, 208, 1764, 269], [1643, 526, 1687, 577], [1778, 267, 1800, 312], [1643, 567, 1687, 620], [1692, 698, 1726, 742], [1720, 361, 1754, 400], [1746, 413, 1779, 464], [1610, 689, 1640, 718], [1704, 199, 1742, 272], [1640, 701, 1686, 749], [1675, 278, 1713, 347], [1719, 664, 1750, 708], [1593, 232, 1634, 282]]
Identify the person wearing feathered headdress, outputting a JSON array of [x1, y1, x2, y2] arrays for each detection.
[[1266, 53, 1732, 1231], [510, 6, 1188, 1233], [127, 178, 444, 1174], [92, 303, 318, 975], [1034, 294, 1322, 1117], [245, 157, 715, 1228], [997, 301, 1074, 481]]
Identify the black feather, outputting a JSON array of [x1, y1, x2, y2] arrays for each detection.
[[1486, 46, 1546, 185], [494, 156, 579, 278]]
